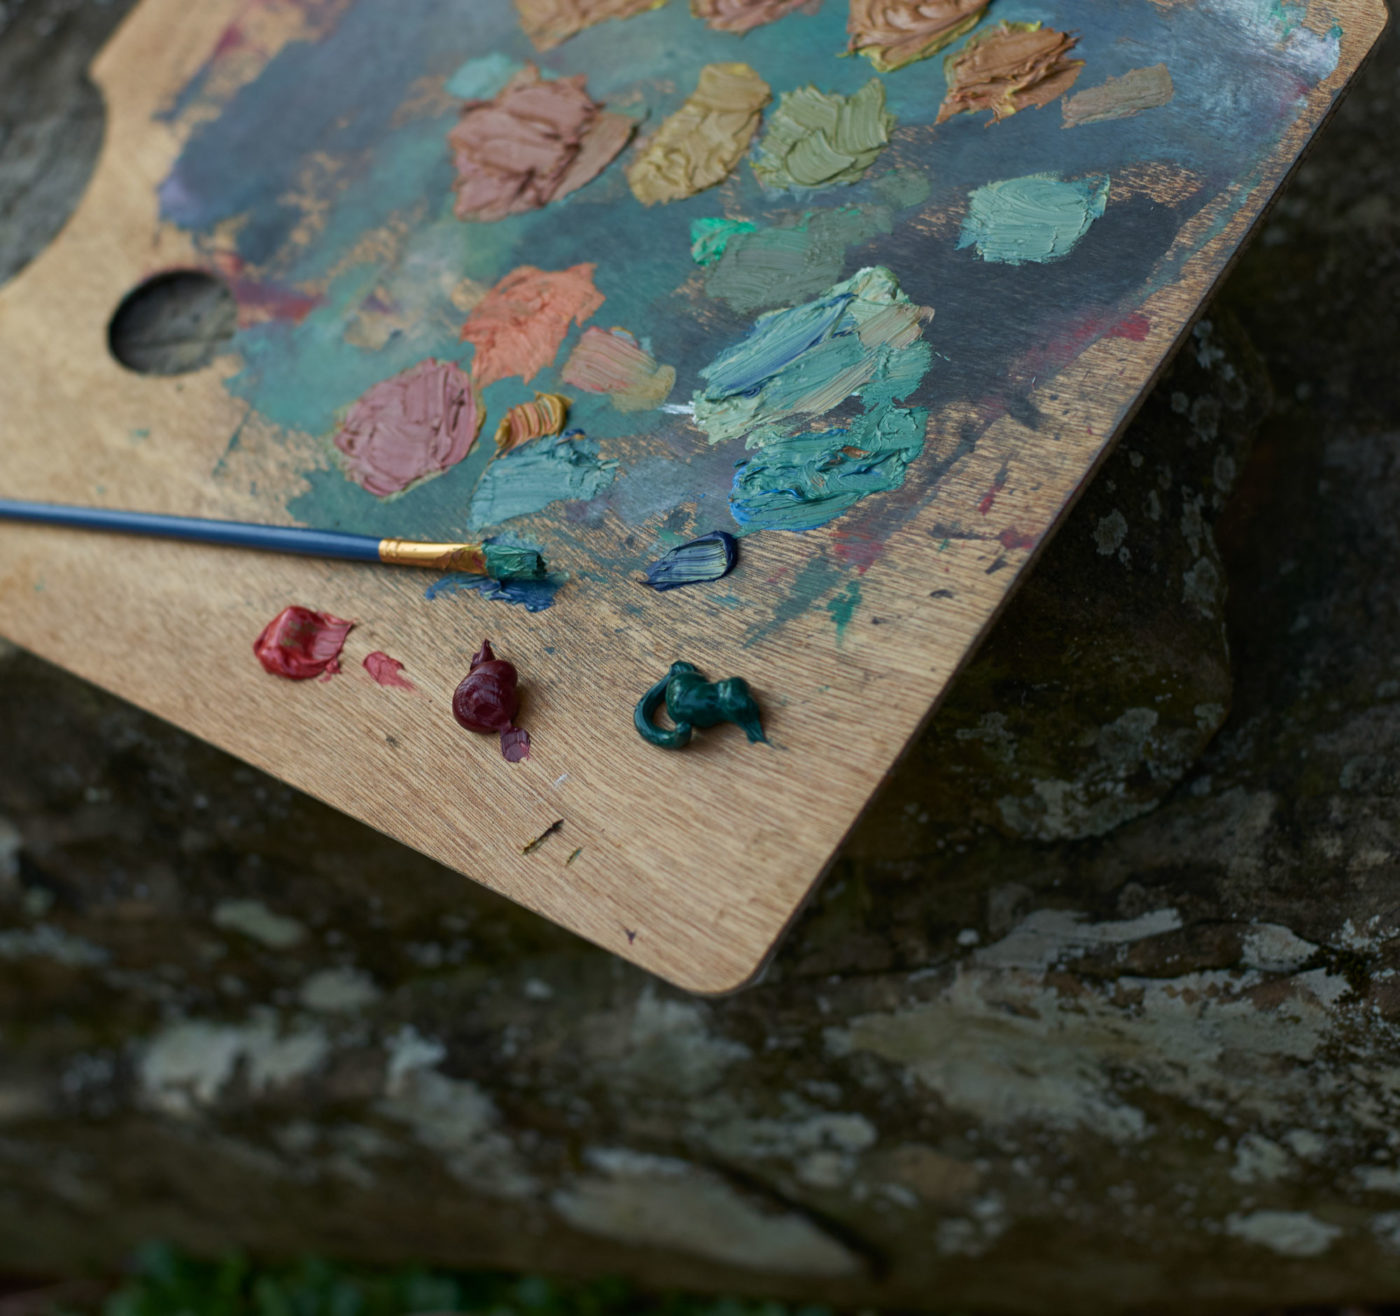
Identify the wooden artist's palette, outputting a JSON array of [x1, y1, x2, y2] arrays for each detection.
[[0, 0, 1385, 991]]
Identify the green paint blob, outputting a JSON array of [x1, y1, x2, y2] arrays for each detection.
[[705, 206, 895, 314], [467, 435, 617, 533], [690, 216, 759, 266], [634, 661, 766, 750], [752, 80, 895, 192], [826, 581, 862, 642], [695, 266, 933, 532], [958, 173, 1110, 267], [731, 404, 927, 531], [481, 541, 548, 580], [695, 265, 933, 448]]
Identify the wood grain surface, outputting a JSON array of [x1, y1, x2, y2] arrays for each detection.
[[0, 0, 1386, 992]]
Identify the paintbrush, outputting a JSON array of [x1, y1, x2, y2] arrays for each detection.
[[0, 498, 546, 581]]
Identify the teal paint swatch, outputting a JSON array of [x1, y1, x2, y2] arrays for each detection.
[[467, 435, 617, 532], [958, 173, 1111, 266]]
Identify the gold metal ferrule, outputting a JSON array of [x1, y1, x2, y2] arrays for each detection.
[[377, 539, 489, 573]]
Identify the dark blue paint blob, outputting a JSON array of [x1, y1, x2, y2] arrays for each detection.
[[425, 572, 563, 612], [643, 532, 738, 592]]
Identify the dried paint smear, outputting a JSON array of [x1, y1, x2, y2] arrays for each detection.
[[848, 0, 989, 72], [700, 206, 895, 314], [693, 265, 934, 531], [562, 327, 676, 411], [1062, 64, 1175, 128], [333, 359, 480, 498], [254, 607, 353, 681], [959, 173, 1110, 266], [460, 264, 603, 389], [448, 65, 634, 222], [515, 0, 665, 49], [938, 21, 1084, 124], [628, 63, 771, 205], [692, 0, 812, 33], [494, 394, 570, 451], [468, 433, 618, 532], [752, 80, 894, 191]]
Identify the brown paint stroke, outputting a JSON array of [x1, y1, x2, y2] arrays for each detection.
[[460, 264, 604, 389], [628, 63, 771, 205], [448, 64, 635, 223], [1061, 63, 1174, 128], [848, 0, 988, 72], [515, 0, 665, 50], [936, 22, 1084, 124], [692, 0, 815, 33]]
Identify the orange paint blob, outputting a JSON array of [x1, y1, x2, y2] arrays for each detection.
[[460, 264, 604, 389]]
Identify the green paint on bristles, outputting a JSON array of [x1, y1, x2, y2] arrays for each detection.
[[483, 542, 548, 581]]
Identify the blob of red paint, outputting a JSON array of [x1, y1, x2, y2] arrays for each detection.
[[253, 606, 353, 680], [1110, 312, 1152, 343], [453, 640, 530, 762], [998, 527, 1038, 551], [364, 651, 415, 690]]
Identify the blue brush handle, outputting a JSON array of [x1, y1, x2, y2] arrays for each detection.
[[0, 499, 383, 563]]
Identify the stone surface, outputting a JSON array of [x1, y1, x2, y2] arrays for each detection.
[[4, 1, 1400, 1313]]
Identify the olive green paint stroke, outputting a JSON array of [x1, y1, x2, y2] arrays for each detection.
[[690, 216, 758, 266], [826, 581, 861, 643], [752, 80, 895, 192], [703, 206, 896, 314], [694, 265, 933, 450], [958, 173, 1110, 266], [1061, 64, 1174, 128], [731, 403, 927, 531], [466, 434, 617, 533]]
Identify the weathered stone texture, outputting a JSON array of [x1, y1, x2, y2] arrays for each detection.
[[4, 2, 1400, 1313]]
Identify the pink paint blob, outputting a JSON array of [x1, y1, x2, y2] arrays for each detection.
[[333, 359, 481, 497], [363, 652, 415, 690], [254, 606, 353, 680]]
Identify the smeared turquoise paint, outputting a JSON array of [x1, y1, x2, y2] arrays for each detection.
[[695, 266, 933, 449], [467, 434, 617, 532], [826, 581, 861, 642], [445, 52, 522, 100], [958, 174, 1110, 267], [705, 206, 896, 314], [425, 571, 562, 611], [731, 404, 927, 531], [693, 266, 932, 531], [691, 217, 758, 267]]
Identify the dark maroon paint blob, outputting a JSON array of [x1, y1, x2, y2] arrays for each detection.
[[254, 606, 353, 680], [500, 726, 531, 762], [453, 640, 531, 763], [453, 640, 520, 732]]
